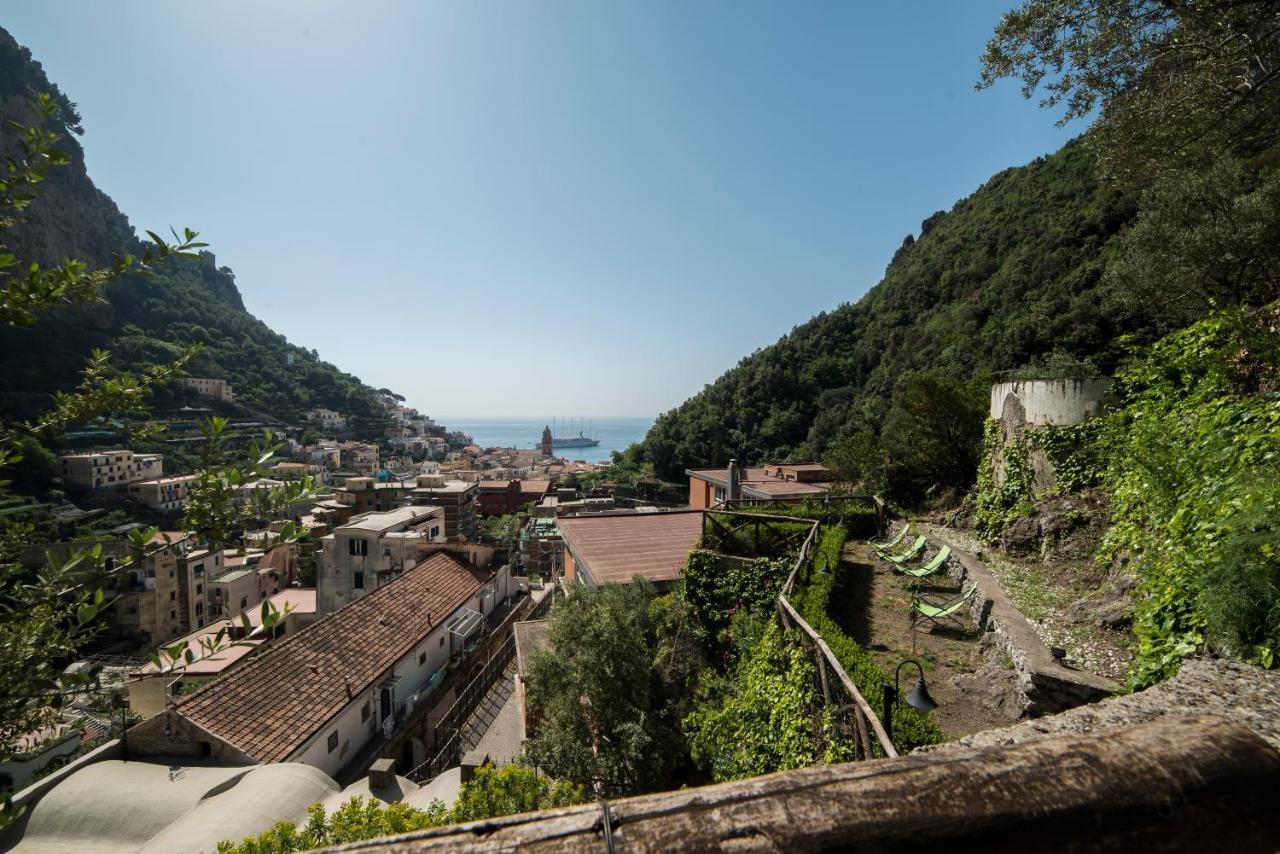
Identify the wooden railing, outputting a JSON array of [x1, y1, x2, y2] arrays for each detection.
[[705, 509, 897, 759]]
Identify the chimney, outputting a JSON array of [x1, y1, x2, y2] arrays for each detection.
[[727, 459, 740, 502]]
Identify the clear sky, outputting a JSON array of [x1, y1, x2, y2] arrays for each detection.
[[4, 1, 1070, 418]]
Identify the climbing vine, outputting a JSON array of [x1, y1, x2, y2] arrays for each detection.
[[1037, 420, 1106, 492], [973, 419, 1035, 540], [685, 622, 834, 782], [1101, 311, 1280, 688]]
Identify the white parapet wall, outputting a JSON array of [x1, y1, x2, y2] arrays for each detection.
[[990, 378, 1110, 427]]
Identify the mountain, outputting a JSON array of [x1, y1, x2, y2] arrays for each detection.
[[640, 140, 1162, 480], [0, 27, 385, 426]]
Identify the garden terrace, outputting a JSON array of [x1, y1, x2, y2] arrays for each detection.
[[694, 507, 898, 759]]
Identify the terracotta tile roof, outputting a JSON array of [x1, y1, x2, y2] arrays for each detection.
[[478, 480, 513, 490], [174, 552, 490, 763], [558, 510, 703, 586], [519, 480, 552, 497], [258, 544, 291, 574], [743, 480, 828, 498]]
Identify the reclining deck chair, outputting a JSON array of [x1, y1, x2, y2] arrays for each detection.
[[897, 545, 951, 579], [911, 582, 978, 630], [869, 523, 910, 553], [881, 535, 926, 566]]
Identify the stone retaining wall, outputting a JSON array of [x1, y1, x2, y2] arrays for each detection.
[[920, 658, 1280, 753], [923, 525, 1118, 715]]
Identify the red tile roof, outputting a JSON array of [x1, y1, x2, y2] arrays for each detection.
[[173, 552, 489, 763], [558, 511, 703, 586], [519, 480, 552, 497]]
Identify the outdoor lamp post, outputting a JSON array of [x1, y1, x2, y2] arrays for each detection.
[[882, 659, 938, 743]]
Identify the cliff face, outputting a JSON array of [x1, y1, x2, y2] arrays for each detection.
[[0, 26, 377, 423]]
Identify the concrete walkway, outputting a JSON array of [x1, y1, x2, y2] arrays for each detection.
[[459, 660, 523, 766], [467, 675, 524, 766]]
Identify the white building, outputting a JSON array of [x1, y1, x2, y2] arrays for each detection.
[[307, 408, 347, 432], [125, 552, 513, 779]]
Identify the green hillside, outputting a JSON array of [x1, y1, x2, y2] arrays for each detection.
[[640, 141, 1161, 480], [0, 26, 383, 426]]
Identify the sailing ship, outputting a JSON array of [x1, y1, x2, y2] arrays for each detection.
[[542, 418, 600, 450]]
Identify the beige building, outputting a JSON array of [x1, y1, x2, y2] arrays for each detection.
[[308, 407, 347, 431], [317, 505, 445, 615], [127, 588, 318, 719], [110, 532, 193, 646], [180, 377, 235, 402], [128, 473, 197, 512], [60, 450, 162, 490], [180, 546, 224, 632]]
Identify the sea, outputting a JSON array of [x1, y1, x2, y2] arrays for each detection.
[[434, 416, 654, 464]]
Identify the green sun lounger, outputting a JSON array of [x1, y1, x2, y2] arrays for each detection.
[[881, 536, 926, 565], [896, 545, 951, 579], [869, 523, 909, 552], [911, 582, 978, 629]]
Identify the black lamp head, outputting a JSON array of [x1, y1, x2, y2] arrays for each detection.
[[906, 678, 938, 712]]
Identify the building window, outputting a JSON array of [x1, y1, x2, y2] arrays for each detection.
[[170, 591, 176, 601], [193, 563, 204, 577], [195, 602, 204, 615], [440, 636, 446, 647], [196, 583, 203, 595], [349, 538, 368, 556], [354, 571, 364, 589], [419, 651, 426, 665], [327, 732, 339, 753], [170, 609, 177, 619], [361, 702, 371, 722], [240, 597, 248, 610]]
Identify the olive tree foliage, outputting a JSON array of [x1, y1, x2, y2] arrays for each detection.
[[979, 0, 1280, 183]]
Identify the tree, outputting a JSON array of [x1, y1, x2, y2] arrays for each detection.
[[979, 0, 1280, 184], [878, 371, 987, 505], [523, 581, 690, 797], [1104, 157, 1280, 318]]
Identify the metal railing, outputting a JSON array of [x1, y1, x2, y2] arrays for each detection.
[[409, 634, 517, 782]]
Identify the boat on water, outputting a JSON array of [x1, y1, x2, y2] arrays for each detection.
[[542, 419, 601, 450], [553, 431, 600, 448]]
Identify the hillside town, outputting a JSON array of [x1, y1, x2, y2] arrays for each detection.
[[3, 1, 1280, 851]]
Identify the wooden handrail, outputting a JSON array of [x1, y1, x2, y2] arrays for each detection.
[[778, 594, 897, 758]]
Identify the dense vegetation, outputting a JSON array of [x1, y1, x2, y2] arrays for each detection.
[[1100, 310, 1280, 687], [0, 26, 386, 426]]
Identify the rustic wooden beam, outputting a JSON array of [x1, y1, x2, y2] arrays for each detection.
[[326, 716, 1280, 853], [777, 594, 897, 757]]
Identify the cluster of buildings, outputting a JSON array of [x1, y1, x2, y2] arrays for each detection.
[[3, 452, 842, 850]]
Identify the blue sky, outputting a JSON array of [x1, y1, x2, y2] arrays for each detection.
[[5, 1, 1072, 418]]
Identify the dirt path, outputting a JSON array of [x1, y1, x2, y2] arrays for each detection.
[[840, 543, 1023, 740]]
